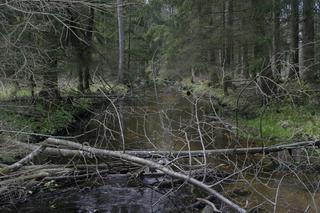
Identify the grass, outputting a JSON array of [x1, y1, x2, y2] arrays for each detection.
[[0, 86, 34, 100], [181, 80, 320, 141], [243, 104, 320, 140]]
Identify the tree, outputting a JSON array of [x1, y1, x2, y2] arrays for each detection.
[[225, 0, 234, 71], [117, 0, 125, 83], [39, 19, 62, 100], [251, 0, 276, 97], [272, 0, 281, 79], [302, 0, 316, 83], [69, 7, 95, 92], [289, 0, 300, 79]]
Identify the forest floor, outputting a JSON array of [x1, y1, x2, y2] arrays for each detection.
[[179, 79, 320, 143]]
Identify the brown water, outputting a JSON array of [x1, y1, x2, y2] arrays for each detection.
[[6, 90, 320, 212]]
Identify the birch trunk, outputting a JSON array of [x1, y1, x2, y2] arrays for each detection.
[[117, 0, 125, 83]]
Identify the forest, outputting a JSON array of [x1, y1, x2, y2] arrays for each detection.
[[0, 0, 320, 212]]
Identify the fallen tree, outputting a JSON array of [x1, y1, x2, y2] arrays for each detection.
[[6, 137, 320, 159], [44, 138, 246, 213], [1, 136, 319, 212]]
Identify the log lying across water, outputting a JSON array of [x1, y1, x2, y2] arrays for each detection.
[[7, 137, 320, 159], [2, 137, 319, 212], [44, 138, 246, 213]]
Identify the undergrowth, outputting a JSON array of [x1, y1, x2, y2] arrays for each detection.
[[0, 100, 88, 135]]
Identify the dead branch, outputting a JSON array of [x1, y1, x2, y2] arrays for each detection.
[[7, 146, 46, 171], [6, 138, 320, 159], [0, 146, 46, 175], [44, 138, 246, 213]]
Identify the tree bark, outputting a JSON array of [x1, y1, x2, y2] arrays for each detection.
[[225, 0, 234, 71], [288, 0, 300, 79], [302, 0, 316, 83], [41, 57, 60, 100], [78, 51, 84, 92], [251, 0, 276, 97], [84, 7, 95, 91], [272, 0, 281, 79], [117, 0, 125, 83], [242, 42, 250, 79]]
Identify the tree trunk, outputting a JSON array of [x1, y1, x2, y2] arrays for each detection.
[[84, 7, 95, 91], [127, 5, 132, 73], [78, 51, 84, 92], [288, 0, 300, 79], [225, 0, 234, 71], [117, 0, 125, 83], [272, 0, 281, 79], [251, 0, 276, 98], [242, 42, 250, 79], [221, 1, 226, 67], [302, 0, 316, 83], [41, 55, 60, 100]]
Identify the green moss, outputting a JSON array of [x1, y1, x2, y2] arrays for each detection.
[[198, 82, 320, 141], [243, 105, 320, 139], [0, 167, 10, 175]]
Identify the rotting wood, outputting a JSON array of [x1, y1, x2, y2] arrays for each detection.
[[45, 138, 246, 213]]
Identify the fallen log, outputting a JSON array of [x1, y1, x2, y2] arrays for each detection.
[[45, 138, 246, 213], [5, 138, 320, 159]]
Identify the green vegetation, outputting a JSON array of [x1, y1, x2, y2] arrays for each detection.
[[182, 81, 320, 141], [0, 100, 88, 135], [244, 105, 320, 139], [0, 86, 34, 100]]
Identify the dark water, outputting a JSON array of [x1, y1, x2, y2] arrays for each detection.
[[9, 186, 184, 213]]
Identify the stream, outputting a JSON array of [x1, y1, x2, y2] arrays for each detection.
[[4, 89, 320, 212]]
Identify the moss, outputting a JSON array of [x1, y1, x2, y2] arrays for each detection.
[[0, 167, 11, 175], [243, 104, 320, 139], [197, 81, 320, 141]]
